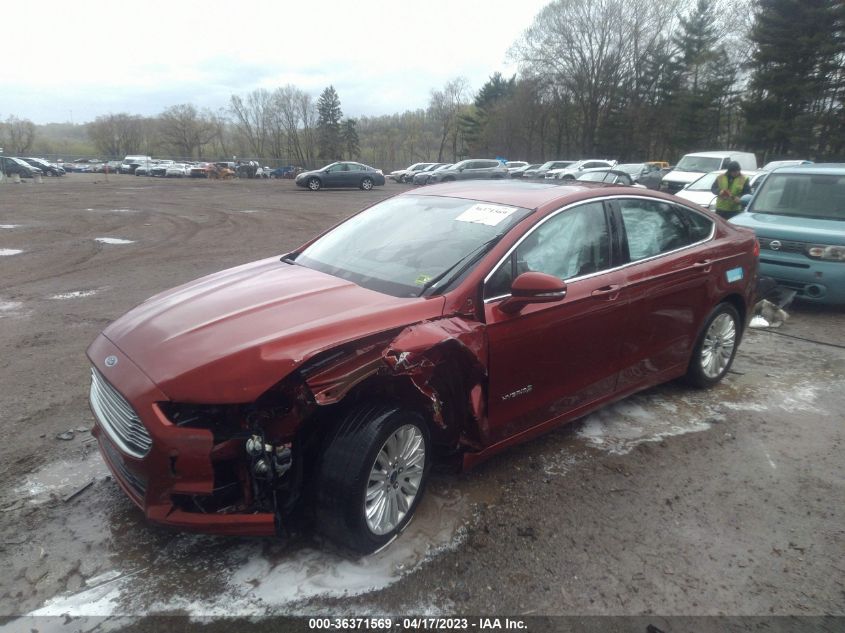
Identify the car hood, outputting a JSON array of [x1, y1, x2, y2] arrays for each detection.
[[296, 169, 323, 179], [663, 170, 704, 185], [675, 190, 715, 207], [730, 212, 845, 244], [99, 257, 445, 403]]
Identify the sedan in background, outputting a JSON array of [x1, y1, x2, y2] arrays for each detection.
[[425, 159, 509, 183], [165, 163, 190, 178], [546, 159, 616, 180], [523, 161, 574, 179], [295, 161, 386, 191], [575, 168, 637, 186], [23, 157, 64, 176], [510, 163, 542, 179], [389, 162, 436, 183], [731, 164, 845, 304], [87, 180, 757, 554], [0, 156, 42, 178], [412, 163, 453, 185]]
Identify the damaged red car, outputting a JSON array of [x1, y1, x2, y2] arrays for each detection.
[[87, 181, 758, 553]]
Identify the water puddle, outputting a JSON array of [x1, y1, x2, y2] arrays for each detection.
[[95, 238, 135, 245], [0, 224, 21, 229], [30, 484, 470, 617], [0, 249, 24, 256], [0, 300, 25, 318], [12, 451, 109, 505], [577, 392, 723, 455]]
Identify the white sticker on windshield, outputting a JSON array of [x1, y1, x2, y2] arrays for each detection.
[[455, 204, 519, 227]]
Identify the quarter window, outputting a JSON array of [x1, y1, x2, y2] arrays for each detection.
[[485, 202, 610, 299]]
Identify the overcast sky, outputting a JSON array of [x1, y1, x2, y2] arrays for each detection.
[[2, 0, 550, 124]]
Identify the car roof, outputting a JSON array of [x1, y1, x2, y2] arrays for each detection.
[[684, 151, 751, 158], [767, 164, 845, 176], [410, 180, 610, 210]]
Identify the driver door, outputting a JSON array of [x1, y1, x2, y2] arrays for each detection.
[[483, 201, 628, 444]]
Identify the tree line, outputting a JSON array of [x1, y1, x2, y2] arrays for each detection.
[[2, 0, 842, 167]]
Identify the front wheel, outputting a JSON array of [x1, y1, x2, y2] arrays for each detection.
[[685, 303, 740, 387], [307, 177, 321, 191], [360, 177, 374, 190], [315, 403, 431, 554]]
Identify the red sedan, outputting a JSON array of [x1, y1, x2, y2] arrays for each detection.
[[87, 181, 758, 553]]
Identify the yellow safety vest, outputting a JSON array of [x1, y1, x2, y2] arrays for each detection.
[[715, 174, 747, 215]]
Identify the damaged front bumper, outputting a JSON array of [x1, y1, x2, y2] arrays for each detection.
[[87, 335, 277, 536]]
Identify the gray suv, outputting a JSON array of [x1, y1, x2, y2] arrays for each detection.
[[427, 159, 509, 183]]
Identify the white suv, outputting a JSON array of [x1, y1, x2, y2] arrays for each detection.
[[546, 159, 616, 180]]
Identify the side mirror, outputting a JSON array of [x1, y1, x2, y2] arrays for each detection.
[[740, 194, 752, 209], [458, 166, 465, 172], [498, 272, 567, 314]]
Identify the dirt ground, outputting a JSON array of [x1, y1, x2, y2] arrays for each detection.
[[0, 174, 843, 627]]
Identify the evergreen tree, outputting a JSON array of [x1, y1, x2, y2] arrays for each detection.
[[342, 118, 360, 159], [317, 86, 343, 160], [743, 0, 845, 159], [460, 73, 516, 154], [670, 0, 733, 151]]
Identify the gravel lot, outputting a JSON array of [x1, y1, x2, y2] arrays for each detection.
[[0, 174, 843, 626]]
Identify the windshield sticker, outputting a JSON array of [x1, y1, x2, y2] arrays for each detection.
[[455, 204, 519, 227], [726, 267, 743, 283], [414, 274, 433, 286]]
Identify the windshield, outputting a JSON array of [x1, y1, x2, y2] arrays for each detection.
[[750, 173, 845, 221], [675, 156, 724, 173], [577, 171, 610, 182], [686, 172, 720, 191], [434, 164, 452, 171], [297, 195, 532, 297], [616, 163, 644, 175]]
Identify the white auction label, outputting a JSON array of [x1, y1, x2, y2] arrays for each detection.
[[454, 204, 519, 226]]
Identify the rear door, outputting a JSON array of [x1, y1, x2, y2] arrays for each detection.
[[610, 197, 717, 391]]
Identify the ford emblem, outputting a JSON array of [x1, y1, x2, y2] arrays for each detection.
[[105, 355, 118, 367], [770, 240, 782, 251]]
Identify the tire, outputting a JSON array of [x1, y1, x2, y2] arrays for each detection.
[[315, 403, 431, 554], [307, 177, 321, 191], [360, 177, 374, 191], [442, 176, 455, 182], [684, 302, 740, 388]]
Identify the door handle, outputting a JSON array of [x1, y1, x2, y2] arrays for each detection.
[[692, 259, 712, 272], [591, 284, 621, 300]]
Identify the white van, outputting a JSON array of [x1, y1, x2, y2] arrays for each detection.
[[661, 151, 757, 194], [120, 155, 153, 174]]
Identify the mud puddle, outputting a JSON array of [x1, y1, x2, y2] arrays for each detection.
[[29, 482, 469, 617]]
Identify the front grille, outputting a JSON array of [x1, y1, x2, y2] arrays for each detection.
[[90, 368, 152, 458], [758, 237, 809, 255], [101, 436, 147, 498]]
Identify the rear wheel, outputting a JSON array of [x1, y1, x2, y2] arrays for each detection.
[[685, 303, 740, 387], [360, 177, 374, 190], [307, 177, 321, 191], [315, 403, 431, 553]]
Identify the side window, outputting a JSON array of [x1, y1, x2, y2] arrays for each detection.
[[619, 199, 693, 261], [484, 202, 610, 299], [676, 205, 714, 242]]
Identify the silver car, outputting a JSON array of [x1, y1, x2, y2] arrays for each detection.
[[426, 159, 509, 183]]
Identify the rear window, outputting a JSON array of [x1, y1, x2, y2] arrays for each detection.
[[751, 173, 845, 220]]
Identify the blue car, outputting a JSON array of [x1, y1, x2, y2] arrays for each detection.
[[731, 164, 845, 304]]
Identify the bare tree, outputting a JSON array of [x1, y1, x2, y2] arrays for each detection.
[[157, 104, 220, 159], [86, 113, 146, 158], [429, 78, 469, 161], [230, 89, 273, 157], [3, 116, 36, 155]]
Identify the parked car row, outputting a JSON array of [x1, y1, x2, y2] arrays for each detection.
[[0, 156, 66, 178]]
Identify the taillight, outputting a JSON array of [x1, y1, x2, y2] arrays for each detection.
[[753, 239, 760, 257]]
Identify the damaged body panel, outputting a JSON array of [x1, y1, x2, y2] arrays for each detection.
[[87, 181, 757, 549]]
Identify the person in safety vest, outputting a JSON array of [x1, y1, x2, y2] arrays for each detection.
[[710, 160, 751, 219]]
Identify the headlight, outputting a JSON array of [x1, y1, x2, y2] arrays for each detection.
[[807, 245, 845, 261]]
